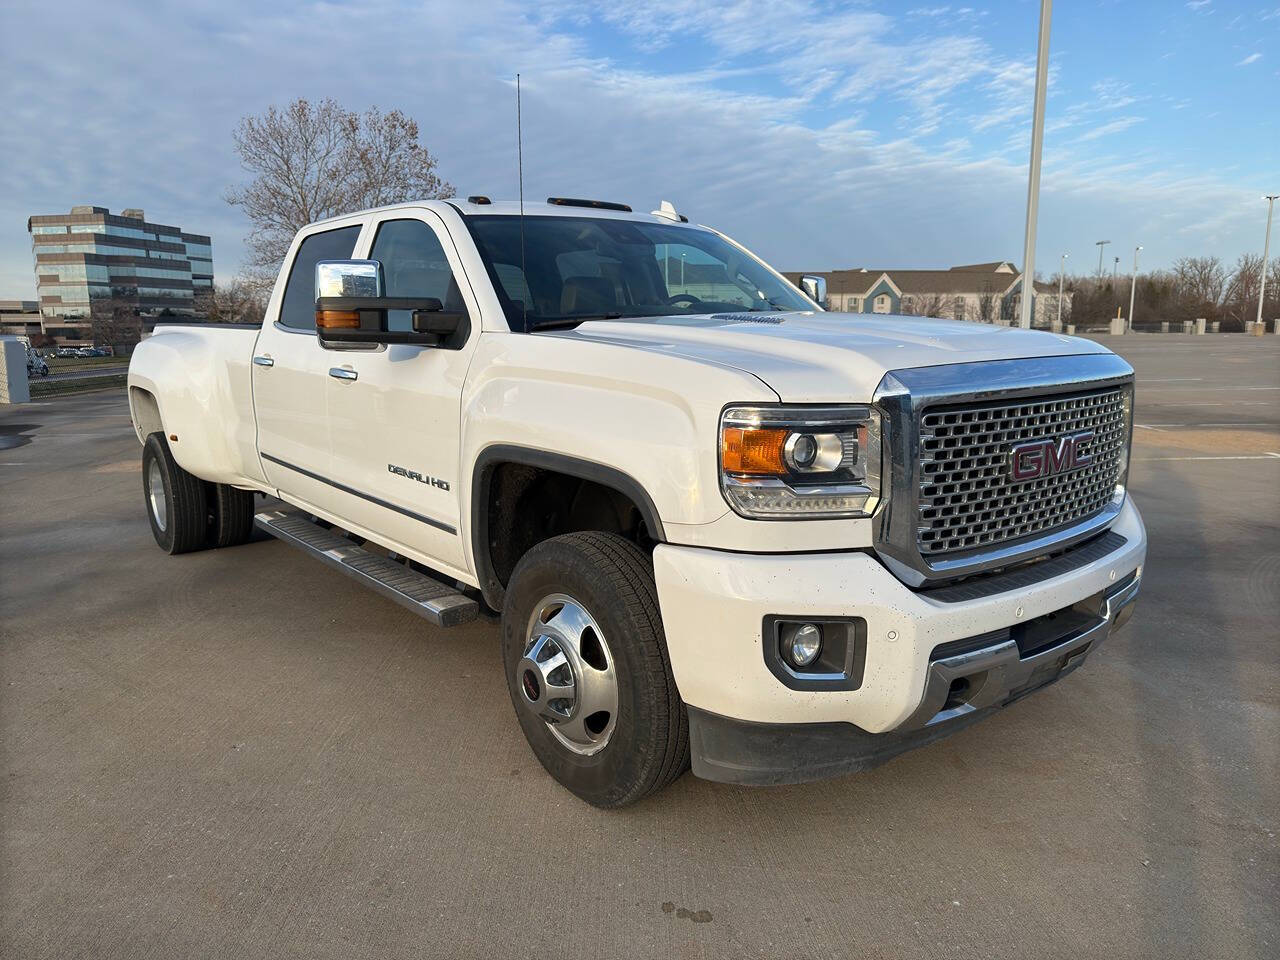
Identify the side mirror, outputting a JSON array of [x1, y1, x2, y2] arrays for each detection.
[[799, 274, 827, 309], [314, 260, 469, 349]]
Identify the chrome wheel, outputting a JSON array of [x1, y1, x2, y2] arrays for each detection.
[[147, 458, 168, 532], [519, 593, 618, 756]]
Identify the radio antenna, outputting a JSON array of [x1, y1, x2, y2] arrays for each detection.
[[517, 73, 528, 332]]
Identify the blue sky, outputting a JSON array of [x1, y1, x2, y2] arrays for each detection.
[[0, 0, 1276, 297]]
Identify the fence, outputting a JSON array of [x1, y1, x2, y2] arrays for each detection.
[[28, 370, 127, 400], [26, 356, 129, 400]]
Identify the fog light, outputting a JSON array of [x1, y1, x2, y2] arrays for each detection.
[[781, 622, 822, 668]]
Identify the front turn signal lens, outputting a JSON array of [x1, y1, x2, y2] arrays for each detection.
[[722, 426, 787, 475]]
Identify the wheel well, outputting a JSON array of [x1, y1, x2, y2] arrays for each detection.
[[474, 454, 662, 609], [129, 387, 163, 443]]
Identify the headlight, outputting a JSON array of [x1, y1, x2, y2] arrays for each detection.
[[719, 405, 882, 519], [1113, 386, 1134, 504]]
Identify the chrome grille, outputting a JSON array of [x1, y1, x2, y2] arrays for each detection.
[[917, 387, 1128, 557]]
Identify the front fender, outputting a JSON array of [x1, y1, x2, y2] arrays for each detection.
[[458, 331, 777, 594]]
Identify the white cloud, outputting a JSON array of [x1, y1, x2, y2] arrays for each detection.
[[1185, 0, 1212, 10], [1236, 53, 1262, 65], [1075, 117, 1145, 142]]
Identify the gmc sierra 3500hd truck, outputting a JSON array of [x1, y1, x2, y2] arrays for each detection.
[[128, 196, 1144, 807]]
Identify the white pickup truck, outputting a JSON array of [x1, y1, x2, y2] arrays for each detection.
[[128, 196, 1144, 807]]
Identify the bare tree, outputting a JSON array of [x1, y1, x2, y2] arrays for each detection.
[[975, 283, 996, 324], [1268, 259, 1280, 321], [1223, 253, 1263, 326], [900, 292, 949, 318], [227, 99, 453, 284], [1172, 256, 1226, 307], [91, 297, 142, 349], [194, 280, 267, 325]]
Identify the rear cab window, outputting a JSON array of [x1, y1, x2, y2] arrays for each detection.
[[278, 225, 362, 330]]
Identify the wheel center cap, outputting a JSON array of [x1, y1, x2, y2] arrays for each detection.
[[521, 668, 541, 702]]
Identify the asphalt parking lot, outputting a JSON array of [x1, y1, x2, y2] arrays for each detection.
[[1, 334, 1277, 959]]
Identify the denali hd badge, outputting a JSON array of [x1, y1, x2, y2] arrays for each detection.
[[1008, 430, 1094, 482], [388, 463, 450, 491]]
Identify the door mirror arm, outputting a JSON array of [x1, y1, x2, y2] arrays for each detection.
[[314, 295, 469, 350], [314, 259, 470, 350]]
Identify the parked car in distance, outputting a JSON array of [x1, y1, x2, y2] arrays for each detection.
[[26, 350, 49, 377], [75, 347, 96, 358], [127, 196, 1145, 807], [56, 347, 79, 358]]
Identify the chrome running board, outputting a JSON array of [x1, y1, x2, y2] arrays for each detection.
[[254, 509, 478, 627]]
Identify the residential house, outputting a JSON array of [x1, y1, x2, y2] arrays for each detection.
[[784, 262, 1070, 328]]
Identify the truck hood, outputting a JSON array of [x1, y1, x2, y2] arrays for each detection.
[[558, 312, 1111, 402]]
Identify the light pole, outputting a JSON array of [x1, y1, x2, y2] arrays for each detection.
[[1017, 0, 1052, 329], [1095, 239, 1111, 279], [1258, 195, 1278, 329], [1057, 252, 1068, 329], [1127, 245, 1142, 332], [1113, 256, 1119, 285], [680, 252, 686, 290]]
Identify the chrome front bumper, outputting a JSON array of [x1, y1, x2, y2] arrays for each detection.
[[902, 568, 1141, 730]]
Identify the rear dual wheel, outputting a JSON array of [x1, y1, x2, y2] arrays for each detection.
[[142, 432, 255, 553], [206, 480, 255, 549]]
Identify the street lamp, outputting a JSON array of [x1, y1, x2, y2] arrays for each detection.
[[1258, 195, 1278, 329], [1017, 0, 1053, 329], [1128, 245, 1142, 333], [1057, 252, 1068, 330], [1095, 239, 1111, 279]]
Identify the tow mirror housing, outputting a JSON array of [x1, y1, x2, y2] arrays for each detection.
[[799, 274, 827, 309], [314, 260, 469, 349]]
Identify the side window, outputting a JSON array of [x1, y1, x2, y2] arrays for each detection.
[[370, 219, 459, 332], [279, 225, 361, 330]]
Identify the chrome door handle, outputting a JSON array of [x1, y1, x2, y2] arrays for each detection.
[[252, 355, 274, 367], [328, 367, 358, 381]]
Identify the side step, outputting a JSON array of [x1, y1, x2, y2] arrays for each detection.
[[254, 509, 478, 627]]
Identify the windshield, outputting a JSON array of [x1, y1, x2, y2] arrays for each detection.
[[463, 215, 814, 330]]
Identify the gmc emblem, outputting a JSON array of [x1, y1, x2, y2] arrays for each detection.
[[1009, 430, 1094, 482]]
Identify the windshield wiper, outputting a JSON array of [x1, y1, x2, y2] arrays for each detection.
[[526, 312, 622, 331]]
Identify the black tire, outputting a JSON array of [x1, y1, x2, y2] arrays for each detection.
[[502, 532, 689, 808], [206, 482, 255, 548], [142, 432, 208, 555]]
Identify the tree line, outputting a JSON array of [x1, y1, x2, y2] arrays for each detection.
[[1055, 254, 1279, 332]]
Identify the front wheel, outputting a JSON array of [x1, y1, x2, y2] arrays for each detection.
[[501, 532, 689, 808], [142, 432, 208, 555]]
